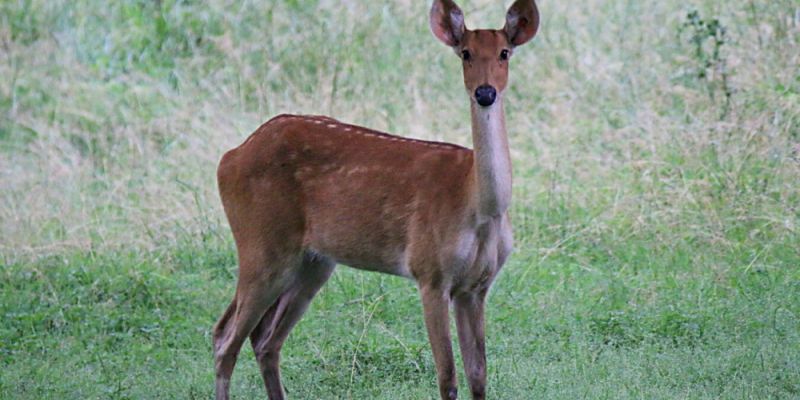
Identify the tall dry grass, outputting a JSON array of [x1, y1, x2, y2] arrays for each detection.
[[1, 0, 798, 263]]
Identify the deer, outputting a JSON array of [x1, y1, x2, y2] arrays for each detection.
[[212, 0, 540, 399]]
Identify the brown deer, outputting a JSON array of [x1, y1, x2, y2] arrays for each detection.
[[212, 1, 539, 399]]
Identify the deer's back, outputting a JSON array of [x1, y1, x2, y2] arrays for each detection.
[[217, 114, 475, 277]]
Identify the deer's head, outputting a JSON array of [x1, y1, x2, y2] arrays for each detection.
[[430, 0, 539, 107]]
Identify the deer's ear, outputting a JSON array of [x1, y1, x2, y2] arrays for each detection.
[[430, 0, 465, 47], [504, 0, 540, 47]]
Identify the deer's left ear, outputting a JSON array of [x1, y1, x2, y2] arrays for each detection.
[[430, 0, 466, 47], [504, 0, 540, 47]]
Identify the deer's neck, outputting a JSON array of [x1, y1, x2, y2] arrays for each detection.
[[470, 99, 512, 219]]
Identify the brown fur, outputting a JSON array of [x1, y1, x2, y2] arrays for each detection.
[[212, 1, 540, 399]]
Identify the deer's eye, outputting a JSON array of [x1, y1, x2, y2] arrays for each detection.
[[500, 49, 510, 60], [461, 49, 471, 61]]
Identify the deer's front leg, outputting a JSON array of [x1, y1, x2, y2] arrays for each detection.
[[420, 285, 458, 400], [455, 291, 487, 400]]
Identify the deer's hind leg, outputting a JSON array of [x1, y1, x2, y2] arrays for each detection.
[[212, 245, 302, 400], [213, 160, 310, 399], [250, 251, 336, 400]]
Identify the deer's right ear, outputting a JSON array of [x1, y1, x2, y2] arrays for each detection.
[[504, 0, 540, 47], [430, 0, 465, 47]]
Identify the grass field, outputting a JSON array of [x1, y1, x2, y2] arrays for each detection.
[[1, 0, 799, 398]]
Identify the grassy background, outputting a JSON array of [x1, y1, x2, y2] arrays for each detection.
[[1, 0, 799, 398]]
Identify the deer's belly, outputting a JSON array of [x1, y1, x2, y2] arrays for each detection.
[[305, 221, 413, 278]]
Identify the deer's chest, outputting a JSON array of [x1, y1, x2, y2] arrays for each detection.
[[443, 213, 513, 293]]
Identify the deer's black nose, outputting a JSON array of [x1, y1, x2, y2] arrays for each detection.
[[474, 85, 496, 107]]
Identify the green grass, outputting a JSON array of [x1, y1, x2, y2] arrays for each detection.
[[1, 0, 799, 399]]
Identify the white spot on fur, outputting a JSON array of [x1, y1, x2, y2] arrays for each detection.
[[257, 115, 464, 151]]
